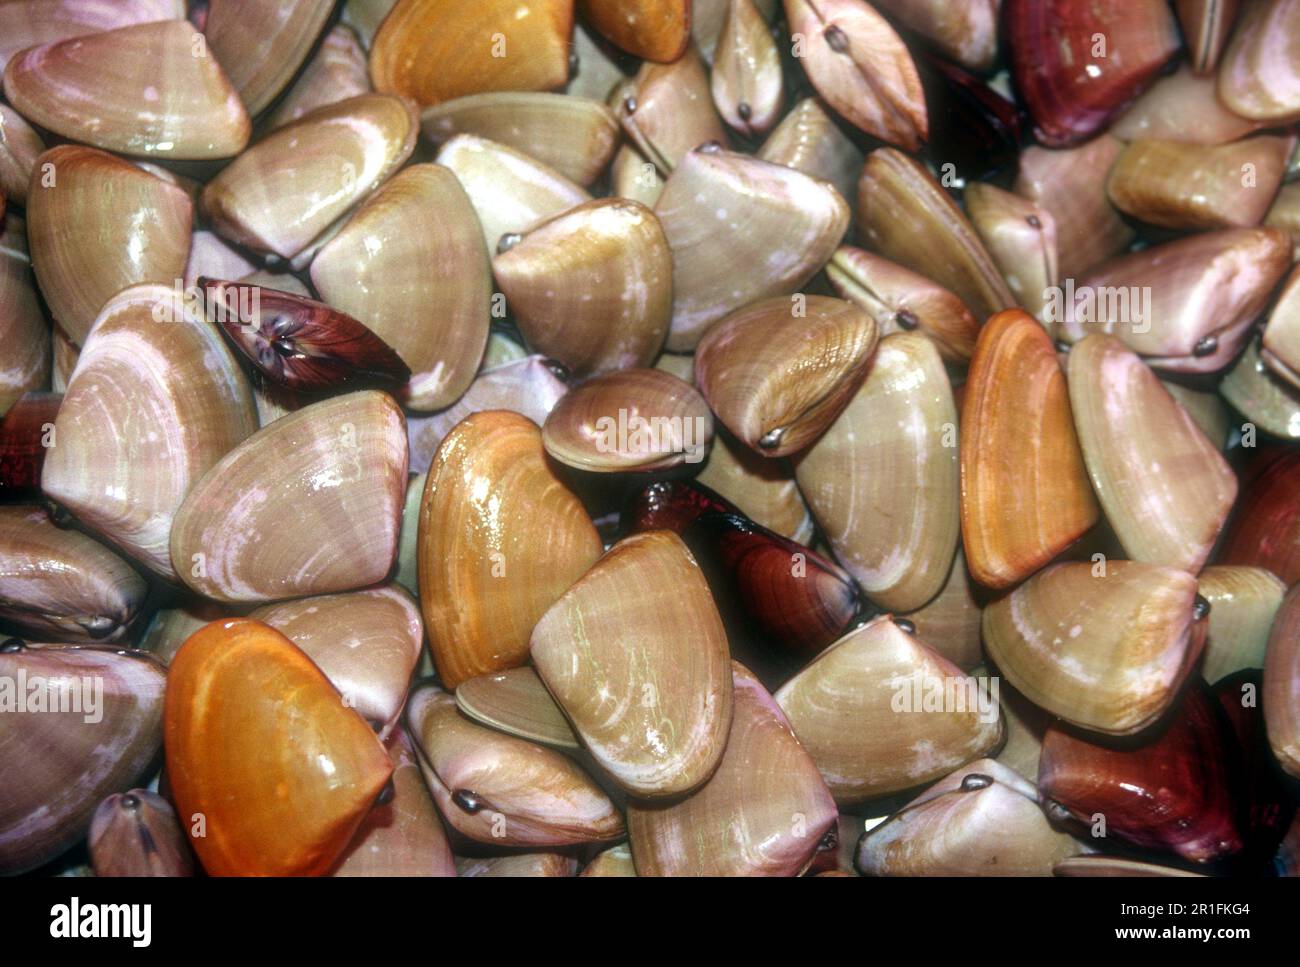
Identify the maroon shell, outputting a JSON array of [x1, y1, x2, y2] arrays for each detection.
[[622, 478, 743, 536], [0, 393, 62, 501], [1219, 449, 1300, 586]]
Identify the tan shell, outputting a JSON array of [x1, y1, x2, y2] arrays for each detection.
[[899, 548, 982, 671], [1264, 585, 1300, 778], [1263, 265, 1300, 389], [796, 332, 959, 612], [871, 0, 998, 73], [960, 310, 1100, 589], [422, 92, 619, 186], [137, 601, 227, 665], [983, 560, 1205, 735], [405, 356, 568, 474], [394, 472, 423, 596], [581, 843, 637, 877], [1198, 566, 1288, 683], [0, 215, 48, 415], [1221, 333, 1300, 439], [610, 143, 665, 207], [567, 20, 631, 100], [418, 410, 602, 689], [311, 163, 491, 412], [332, 729, 456, 877], [1163, 380, 1231, 449], [202, 93, 418, 259], [435, 134, 591, 253], [41, 284, 256, 580], [696, 432, 815, 544], [1060, 228, 1292, 373], [493, 198, 672, 378], [26, 145, 192, 346], [251, 585, 424, 738], [1113, 63, 1267, 144], [615, 47, 729, 174], [856, 759, 1081, 876], [1107, 136, 1294, 231], [1068, 334, 1237, 573], [530, 530, 734, 798], [781, 0, 927, 151], [964, 183, 1059, 326], [455, 666, 579, 750], [0, 0, 184, 72], [1218, 0, 1300, 123], [407, 684, 624, 847], [826, 246, 980, 364], [265, 24, 372, 131], [711, 0, 784, 137], [541, 368, 714, 472], [627, 662, 837, 876], [0, 103, 45, 205], [370, 0, 572, 107], [1176, 0, 1239, 74], [0, 506, 146, 643], [1265, 181, 1300, 258], [695, 295, 879, 458], [458, 853, 578, 877], [656, 146, 849, 351], [1014, 136, 1134, 278], [203, 0, 334, 117], [774, 616, 1002, 805], [578, 0, 690, 62], [170, 391, 407, 602], [3, 20, 250, 159], [757, 97, 863, 210], [183, 230, 255, 289], [858, 148, 1014, 324]]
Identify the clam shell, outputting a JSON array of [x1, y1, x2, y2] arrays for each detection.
[[1060, 228, 1293, 373], [1068, 334, 1237, 573], [435, 134, 591, 253], [0, 391, 59, 497], [370, 0, 572, 106], [265, 24, 371, 131], [0, 643, 166, 875], [0, 0, 184, 72], [342, 0, 397, 49], [628, 662, 837, 876], [0, 215, 48, 415], [542, 368, 714, 472], [610, 143, 665, 207], [137, 601, 227, 665], [712, 0, 783, 137], [250, 585, 424, 739], [27, 145, 192, 346], [1264, 585, 1300, 778], [857, 148, 1014, 325], [455, 666, 579, 750], [530, 530, 734, 798], [796, 332, 959, 611], [1218, 0, 1300, 123], [405, 356, 568, 474], [183, 230, 255, 289], [332, 728, 457, 877], [781, 0, 927, 151], [3, 20, 250, 159], [1112, 62, 1266, 143], [899, 549, 982, 672], [983, 560, 1206, 735], [203, 0, 333, 117], [579, 0, 689, 62], [696, 432, 815, 544], [695, 295, 877, 458], [493, 198, 672, 378], [757, 97, 863, 210], [1014, 136, 1134, 278], [41, 283, 256, 580], [0, 104, 44, 205], [995, 679, 1051, 783], [656, 146, 849, 351], [394, 471, 423, 596], [170, 391, 407, 602], [960, 310, 1098, 589], [311, 164, 491, 411], [775, 616, 1002, 805], [1263, 265, 1300, 388], [1038, 687, 1242, 863], [1162, 381, 1231, 449], [964, 183, 1059, 325], [1198, 566, 1288, 684], [871, 0, 998, 73], [1221, 334, 1300, 439], [457, 853, 578, 877], [826, 246, 979, 363], [581, 843, 637, 877], [89, 790, 193, 877], [0, 506, 146, 643], [418, 410, 601, 689], [567, 20, 631, 101], [1107, 135, 1294, 231], [1054, 856, 1206, 877], [166, 619, 394, 876], [1005, 0, 1179, 146], [422, 93, 619, 186], [615, 47, 729, 174], [1176, 0, 1240, 74], [407, 684, 624, 846], [856, 759, 1081, 876], [1220, 448, 1300, 584], [1265, 182, 1300, 258], [202, 93, 419, 260]]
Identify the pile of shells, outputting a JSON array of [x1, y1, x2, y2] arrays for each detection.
[[2, 0, 1299, 879]]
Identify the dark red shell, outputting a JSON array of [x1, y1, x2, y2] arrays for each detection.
[[622, 479, 742, 536], [199, 278, 410, 392], [1038, 687, 1244, 865], [0, 393, 62, 501], [1219, 448, 1300, 585]]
